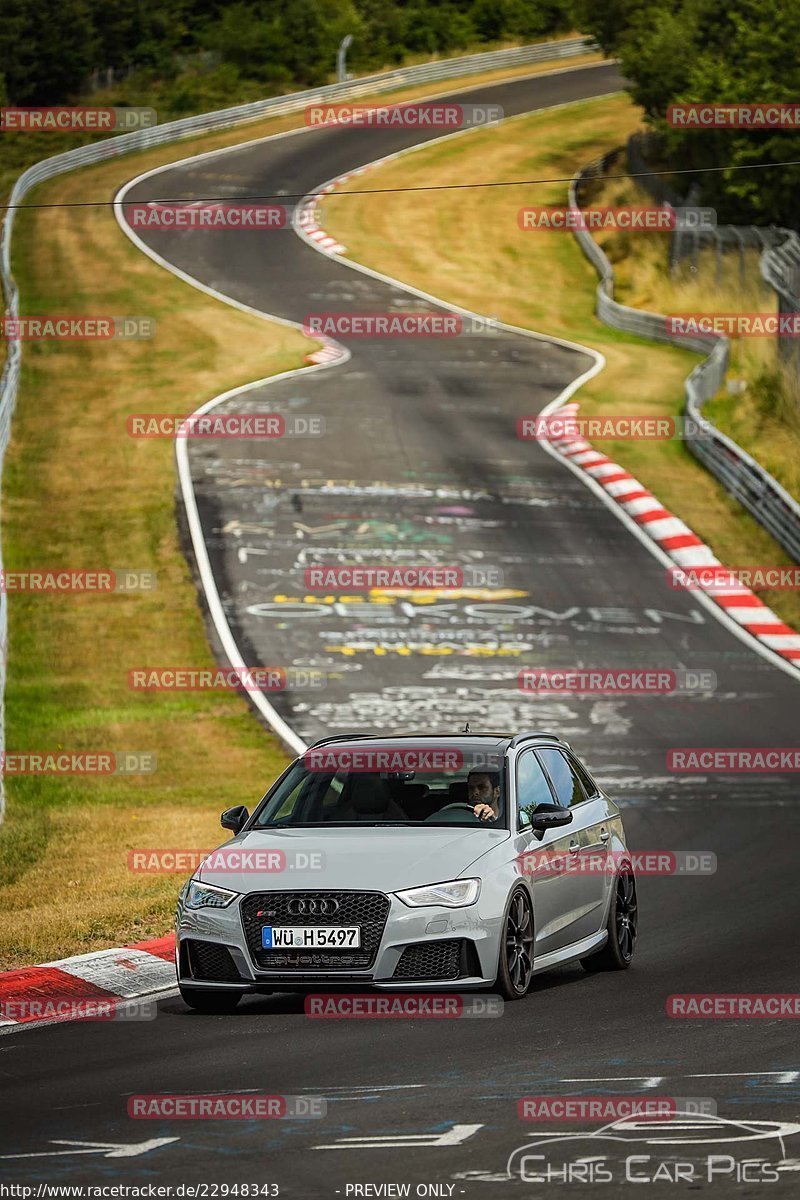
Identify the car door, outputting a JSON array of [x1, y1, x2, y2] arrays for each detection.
[[537, 747, 614, 943], [514, 748, 582, 957]]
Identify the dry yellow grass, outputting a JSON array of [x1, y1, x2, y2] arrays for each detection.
[[322, 93, 800, 628], [2, 128, 312, 968], [593, 170, 800, 501]]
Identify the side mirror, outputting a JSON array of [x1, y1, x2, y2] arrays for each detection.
[[221, 805, 249, 835], [526, 803, 573, 831]]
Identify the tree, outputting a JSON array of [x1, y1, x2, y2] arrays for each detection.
[[0, 0, 95, 103], [574, 0, 800, 227]]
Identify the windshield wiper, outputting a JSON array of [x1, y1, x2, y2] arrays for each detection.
[[254, 820, 328, 829]]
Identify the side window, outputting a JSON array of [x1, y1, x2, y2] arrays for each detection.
[[321, 775, 345, 811], [271, 776, 309, 819], [537, 748, 587, 808], [516, 750, 556, 826], [569, 754, 599, 798]]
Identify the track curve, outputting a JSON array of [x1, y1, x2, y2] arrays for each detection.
[[3, 61, 799, 1199]]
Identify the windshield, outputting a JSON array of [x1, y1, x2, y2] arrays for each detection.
[[252, 741, 508, 828]]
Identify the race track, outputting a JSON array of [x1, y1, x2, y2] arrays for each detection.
[[3, 61, 800, 1197]]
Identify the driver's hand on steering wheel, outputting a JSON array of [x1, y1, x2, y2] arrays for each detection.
[[473, 803, 496, 821]]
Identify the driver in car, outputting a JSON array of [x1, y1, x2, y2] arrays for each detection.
[[469, 770, 501, 822]]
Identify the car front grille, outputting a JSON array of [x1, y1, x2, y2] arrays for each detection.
[[392, 939, 462, 981], [184, 939, 242, 982], [241, 891, 390, 971]]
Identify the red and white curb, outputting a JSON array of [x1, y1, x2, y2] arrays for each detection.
[[295, 162, 378, 259], [549, 402, 800, 667], [0, 935, 176, 1029], [305, 339, 347, 366], [295, 173, 361, 366], [296, 179, 347, 255]]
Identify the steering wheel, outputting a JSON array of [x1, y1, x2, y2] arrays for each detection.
[[425, 802, 480, 823]]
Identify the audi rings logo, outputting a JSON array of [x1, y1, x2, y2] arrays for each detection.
[[287, 897, 340, 917]]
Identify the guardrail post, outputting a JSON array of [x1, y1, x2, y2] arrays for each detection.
[[336, 35, 354, 84]]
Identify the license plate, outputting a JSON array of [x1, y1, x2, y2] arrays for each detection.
[[261, 926, 361, 950]]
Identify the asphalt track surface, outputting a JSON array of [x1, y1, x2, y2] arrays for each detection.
[[3, 62, 800, 1196]]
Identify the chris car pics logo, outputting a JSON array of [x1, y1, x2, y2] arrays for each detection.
[[505, 1111, 800, 1185]]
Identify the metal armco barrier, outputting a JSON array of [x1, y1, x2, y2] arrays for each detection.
[[570, 160, 800, 565], [0, 35, 596, 820], [761, 230, 800, 366]]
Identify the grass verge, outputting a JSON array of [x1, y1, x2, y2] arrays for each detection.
[[320, 92, 800, 629], [0, 154, 308, 969], [591, 166, 800, 504]]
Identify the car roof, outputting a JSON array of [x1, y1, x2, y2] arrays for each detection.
[[305, 731, 568, 752], [305, 733, 508, 753]]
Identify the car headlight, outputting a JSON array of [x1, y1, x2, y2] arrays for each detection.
[[395, 878, 481, 908], [184, 880, 239, 909]]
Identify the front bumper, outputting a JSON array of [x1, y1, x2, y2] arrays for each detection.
[[176, 888, 499, 991]]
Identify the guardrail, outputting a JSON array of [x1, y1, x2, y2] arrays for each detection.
[[569, 159, 800, 564], [761, 229, 800, 366], [0, 34, 598, 819], [628, 132, 800, 366], [762, 229, 800, 305]]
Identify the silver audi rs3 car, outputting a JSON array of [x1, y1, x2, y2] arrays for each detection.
[[175, 731, 638, 1010]]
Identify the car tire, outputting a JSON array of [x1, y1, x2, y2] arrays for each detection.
[[581, 868, 638, 972], [495, 887, 535, 1000], [179, 985, 242, 1012]]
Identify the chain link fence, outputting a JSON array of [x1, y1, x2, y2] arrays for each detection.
[[570, 159, 800, 564]]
